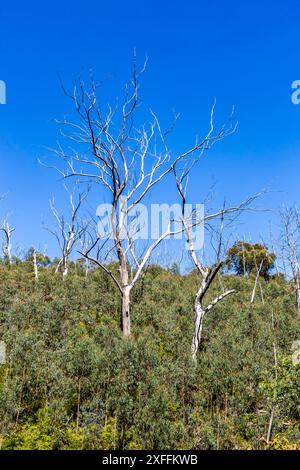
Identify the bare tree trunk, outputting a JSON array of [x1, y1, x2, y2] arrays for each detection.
[[6, 230, 12, 265], [62, 256, 68, 279], [121, 286, 131, 338], [292, 266, 300, 316], [1, 222, 14, 266], [62, 231, 74, 278], [266, 409, 274, 443], [55, 259, 62, 274], [191, 269, 235, 360], [192, 303, 205, 359], [280, 206, 300, 317], [33, 250, 39, 281], [119, 244, 131, 338], [250, 259, 264, 303], [115, 200, 133, 338]]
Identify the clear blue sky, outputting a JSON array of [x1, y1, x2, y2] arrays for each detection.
[[0, 0, 300, 257]]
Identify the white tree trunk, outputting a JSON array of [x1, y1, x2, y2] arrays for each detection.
[[2, 222, 13, 266], [191, 303, 205, 359], [250, 259, 264, 303], [33, 250, 39, 281], [7, 241, 12, 265], [121, 286, 131, 338], [191, 284, 235, 360], [62, 257, 68, 279]]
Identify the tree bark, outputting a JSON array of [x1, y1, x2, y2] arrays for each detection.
[[33, 250, 39, 281], [121, 286, 131, 338], [250, 259, 264, 303], [62, 257, 68, 279], [116, 206, 132, 338], [191, 303, 205, 360], [191, 282, 235, 360]]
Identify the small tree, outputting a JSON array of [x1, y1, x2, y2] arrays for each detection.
[[1, 220, 15, 266], [25, 248, 51, 280], [44, 186, 89, 278], [225, 241, 275, 280], [174, 167, 260, 359], [279, 205, 300, 316]]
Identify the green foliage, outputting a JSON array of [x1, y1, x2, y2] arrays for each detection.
[[25, 248, 51, 267], [0, 262, 299, 449], [225, 241, 276, 280]]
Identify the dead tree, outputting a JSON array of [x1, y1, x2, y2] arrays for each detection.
[[1, 221, 15, 265], [45, 186, 88, 278], [280, 205, 300, 316], [250, 258, 264, 304], [174, 166, 261, 359], [47, 61, 237, 338], [33, 249, 39, 281]]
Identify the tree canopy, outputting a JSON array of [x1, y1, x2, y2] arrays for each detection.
[[225, 241, 276, 280]]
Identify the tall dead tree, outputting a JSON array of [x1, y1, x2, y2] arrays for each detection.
[[45, 186, 88, 278], [1, 221, 15, 265], [280, 205, 300, 316], [47, 61, 237, 338], [33, 249, 39, 281], [174, 166, 260, 359]]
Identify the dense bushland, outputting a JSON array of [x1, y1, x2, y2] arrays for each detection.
[[0, 260, 299, 450]]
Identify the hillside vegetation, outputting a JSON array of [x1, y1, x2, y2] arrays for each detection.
[[0, 260, 299, 450]]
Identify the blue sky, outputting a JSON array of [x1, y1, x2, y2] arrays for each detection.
[[0, 0, 300, 258]]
